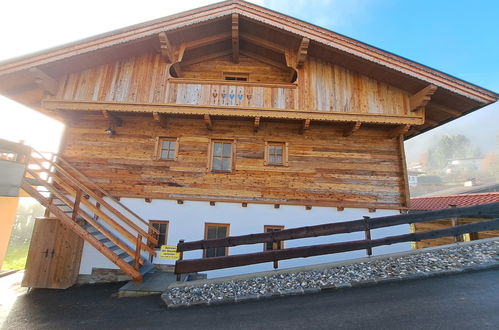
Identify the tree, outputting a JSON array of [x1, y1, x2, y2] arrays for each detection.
[[426, 135, 481, 173]]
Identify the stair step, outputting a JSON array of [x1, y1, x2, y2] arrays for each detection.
[[139, 262, 155, 275]]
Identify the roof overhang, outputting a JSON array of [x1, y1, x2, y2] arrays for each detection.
[[0, 0, 497, 139]]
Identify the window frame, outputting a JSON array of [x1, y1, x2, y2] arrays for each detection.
[[264, 141, 289, 166], [203, 222, 230, 258], [223, 72, 249, 81], [207, 139, 236, 173], [264, 225, 285, 251], [148, 220, 169, 249], [155, 137, 179, 161]]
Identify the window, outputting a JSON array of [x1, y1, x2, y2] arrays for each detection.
[[149, 220, 169, 249], [264, 225, 284, 251], [156, 137, 178, 161], [223, 72, 248, 81], [204, 223, 230, 258], [209, 140, 234, 172], [264, 142, 288, 166]]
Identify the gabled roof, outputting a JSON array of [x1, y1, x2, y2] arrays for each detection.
[[411, 192, 499, 210], [0, 0, 497, 138]]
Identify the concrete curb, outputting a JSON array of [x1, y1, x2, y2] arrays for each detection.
[[163, 260, 499, 309]]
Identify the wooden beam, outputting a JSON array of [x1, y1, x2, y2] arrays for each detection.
[[388, 124, 411, 138], [44, 99, 426, 126], [181, 50, 232, 67], [158, 32, 174, 63], [296, 37, 310, 68], [240, 50, 287, 69], [300, 119, 310, 133], [343, 122, 361, 137], [204, 114, 212, 130], [240, 34, 285, 53], [231, 13, 239, 64], [184, 32, 231, 50], [430, 103, 462, 117], [102, 110, 122, 126], [28, 67, 58, 95], [410, 84, 438, 112], [152, 112, 167, 127], [254, 116, 260, 132]]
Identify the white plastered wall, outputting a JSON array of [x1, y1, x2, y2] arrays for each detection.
[[79, 198, 410, 277]]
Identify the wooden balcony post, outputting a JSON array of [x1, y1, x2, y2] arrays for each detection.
[[363, 216, 372, 256], [176, 239, 184, 281]]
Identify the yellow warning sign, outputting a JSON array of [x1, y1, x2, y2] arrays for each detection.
[[160, 245, 180, 260]]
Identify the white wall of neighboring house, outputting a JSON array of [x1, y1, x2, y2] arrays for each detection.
[[78, 198, 411, 278]]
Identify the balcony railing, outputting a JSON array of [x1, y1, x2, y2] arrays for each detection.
[[167, 79, 298, 110]]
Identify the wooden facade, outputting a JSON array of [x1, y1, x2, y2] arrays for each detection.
[[61, 113, 406, 209], [0, 0, 497, 283]]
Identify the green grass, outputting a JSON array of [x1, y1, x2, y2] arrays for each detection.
[[2, 243, 30, 270]]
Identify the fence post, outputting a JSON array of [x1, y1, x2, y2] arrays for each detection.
[[176, 239, 184, 281], [363, 216, 372, 256], [449, 204, 463, 242], [272, 241, 279, 269]]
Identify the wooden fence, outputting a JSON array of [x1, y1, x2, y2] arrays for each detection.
[[174, 202, 499, 277]]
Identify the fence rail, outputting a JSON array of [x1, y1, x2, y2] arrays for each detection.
[[174, 202, 499, 276]]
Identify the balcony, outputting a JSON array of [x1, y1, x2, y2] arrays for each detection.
[[166, 78, 298, 110]]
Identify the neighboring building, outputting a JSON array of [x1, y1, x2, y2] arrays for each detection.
[[411, 193, 499, 248], [0, 1, 497, 285]]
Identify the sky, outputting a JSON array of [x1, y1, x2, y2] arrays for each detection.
[[0, 0, 498, 157]]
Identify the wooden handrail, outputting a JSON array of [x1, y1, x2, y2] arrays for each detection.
[[177, 202, 499, 252], [24, 168, 140, 261], [54, 155, 159, 235], [29, 149, 158, 245], [175, 218, 499, 274]]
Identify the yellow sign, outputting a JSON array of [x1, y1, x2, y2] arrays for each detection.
[[160, 245, 180, 260]]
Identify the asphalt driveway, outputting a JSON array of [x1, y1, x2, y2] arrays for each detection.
[[2, 269, 499, 330]]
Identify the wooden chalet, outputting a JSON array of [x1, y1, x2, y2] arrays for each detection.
[[0, 0, 497, 287]]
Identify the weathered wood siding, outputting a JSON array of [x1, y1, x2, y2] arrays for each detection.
[[181, 55, 292, 82], [302, 57, 410, 114], [56, 53, 410, 116], [61, 114, 406, 208]]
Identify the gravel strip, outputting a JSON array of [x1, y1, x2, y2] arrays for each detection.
[[162, 240, 499, 308]]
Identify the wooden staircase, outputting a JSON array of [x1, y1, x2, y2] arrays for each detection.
[[6, 143, 158, 282]]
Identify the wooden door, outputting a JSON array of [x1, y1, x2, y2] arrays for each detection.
[[22, 217, 84, 289]]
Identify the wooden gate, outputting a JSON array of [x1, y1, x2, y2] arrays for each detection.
[[22, 217, 84, 289]]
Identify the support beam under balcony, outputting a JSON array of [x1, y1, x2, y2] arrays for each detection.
[[388, 124, 411, 138], [204, 114, 213, 130], [343, 121, 361, 137], [102, 110, 122, 126], [254, 117, 261, 132], [153, 112, 167, 127]]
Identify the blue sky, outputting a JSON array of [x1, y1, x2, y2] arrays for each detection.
[[0, 0, 498, 159], [264, 0, 499, 92]]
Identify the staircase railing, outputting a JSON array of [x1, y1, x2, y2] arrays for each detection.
[[1, 138, 159, 281]]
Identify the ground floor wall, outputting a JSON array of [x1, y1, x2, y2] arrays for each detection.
[[79, 198, 411, 278]]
